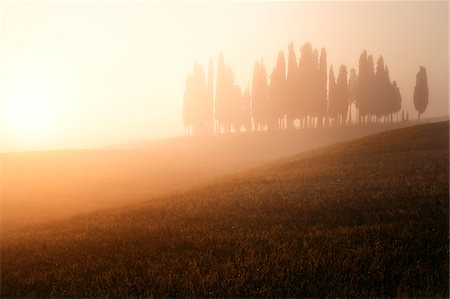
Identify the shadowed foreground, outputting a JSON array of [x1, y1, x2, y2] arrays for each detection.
[[1, 122, 448, 297]]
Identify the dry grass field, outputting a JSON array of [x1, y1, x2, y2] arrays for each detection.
[[1, 122, 448, 297]]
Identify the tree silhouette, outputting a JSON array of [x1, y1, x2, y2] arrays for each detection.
[[366, 55, 376, 124], [269, 50, 287, 130], [184, 45, 407, 133], [336, 65, 349, 125], [347, 68, 357, 124], [374, 56, 387, 120], [413, 66, 429, 121], [215, 52, 227, 132], [206, 58, 214, 131], [356, 51, 369, 124], [183, 62, 210, 135], [391, 80, 402, 122], [228, 72, 242, 132], [317, 48, 328, 127], [214, 53, 243, 133], [252, 60, 269, 131], [240, 86, 252, 131], [183, 74, 193, 135], [286, 42, 298, 129], [328, 65, 337, 125], [298, 43, 315, 128]]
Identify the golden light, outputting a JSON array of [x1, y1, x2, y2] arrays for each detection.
[[3, 78, 62, 142]]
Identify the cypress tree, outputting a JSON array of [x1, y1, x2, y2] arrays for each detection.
[[356, 50, 369, 124], [286, 42, 298, 129], [347, 68, 357, 124], [183, 74, 193, 134], [413, 66, 429, 121], [318, 48, 328, 128], [269, 50, 286, 130], [336, 65, 349, 125], [298, 43, 315, 128], [215, 52, 227, 132], [328, 65, 337, 125], [392, 80, 402, 122], [252, 60, 269, 131], [206, 58, 214, 130]]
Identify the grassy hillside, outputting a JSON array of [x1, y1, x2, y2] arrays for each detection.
[[1, 123, 406, 231], [1, 122, 448, 297]]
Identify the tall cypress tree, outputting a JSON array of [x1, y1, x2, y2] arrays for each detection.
[[347, 68, 357, 124], [215, 52, 227, 132], [366, 55, 376, 123], [252, 60, 269, 131], [241, 86, 252, 131], [183, 74, 193, 134], [206, 58, 214, 130], [374, 56, 386, 120], [356, 50, 368, 124], [391, 80, 402, 121], [269, 50, 286, 130], [318, 48, 327, 127], [183, 62, 209, 135], [286, 42, 298, 129], [298, 43, 315, 127], [336, 65, 349, 125], [413, 66, 429, 121], [328, 65, 337, 125]]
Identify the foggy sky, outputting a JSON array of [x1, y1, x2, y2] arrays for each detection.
[[0, 1, 448, 152]]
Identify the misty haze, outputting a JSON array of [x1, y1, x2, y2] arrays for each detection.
[[0, 1, 448, 298]]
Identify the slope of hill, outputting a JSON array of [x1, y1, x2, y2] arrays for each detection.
[[1, 122, 409, 231], [1, 122, 448, 297]]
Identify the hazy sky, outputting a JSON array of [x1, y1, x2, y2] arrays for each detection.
[[0, 1, 448, 152]]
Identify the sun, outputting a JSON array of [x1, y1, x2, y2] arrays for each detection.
[[3, 80, 61, 141]]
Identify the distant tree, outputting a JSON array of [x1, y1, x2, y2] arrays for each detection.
[[215, 52, 227, 132], [298, 43, 315, 128], [317, 48, 328, 127], [328, 65, 337, 125], [229, 66, 241, 132], [286, 42, 298, 129], [229, 79, 242, 132], [356, 51, 379, 124], [183, 74, 193, 135], [347, 68, 357, 124], [182, 62, 209, 135], [374, 56, 387, 120], [391, 80, 402, 122], [214, 53, 242, 133], [413, 66, 429, 121], [366, 55, 376, 123], [269, 50, 287, 130], [335, 65, 349, 125], [241, 86, 252, 131], [252, 60, 269, 131], [356, 50, 369, 124], [206, 58, 214, 130]]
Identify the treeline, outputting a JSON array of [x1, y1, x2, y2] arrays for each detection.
[[183, 42, 426, 134]]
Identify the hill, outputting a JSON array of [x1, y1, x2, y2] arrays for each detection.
[[1, 122, 448, 297], [1, 122, 411, 231]]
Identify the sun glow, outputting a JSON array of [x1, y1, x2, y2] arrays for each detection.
[[2, 79, 62, 144]]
